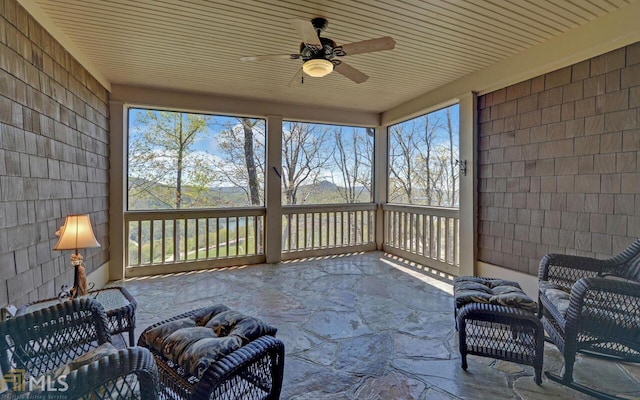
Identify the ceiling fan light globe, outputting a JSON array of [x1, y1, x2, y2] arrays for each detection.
[[302, 59, 333, 77]]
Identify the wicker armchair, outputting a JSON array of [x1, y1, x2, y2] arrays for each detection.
[[538, 240, 640, 399], [0, 298, 159, 399]]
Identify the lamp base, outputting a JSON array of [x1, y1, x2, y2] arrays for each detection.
[[73, 263, 89, 297], [57, 262, 92, 300]]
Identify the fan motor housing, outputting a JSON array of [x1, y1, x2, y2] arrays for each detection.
[[300, 37, 337, 61]]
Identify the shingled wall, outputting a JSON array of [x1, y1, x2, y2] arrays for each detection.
[[0, 0, 110, 306], [478, 42, 640, 275]]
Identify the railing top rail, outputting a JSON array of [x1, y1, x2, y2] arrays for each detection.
[[124, 206, 266, 220], [282, 203, 377, 214], [383, 203, 459, 218]]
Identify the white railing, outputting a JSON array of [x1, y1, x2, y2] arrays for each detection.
[[383, 203, 459, 275], [281, 203, 377, 258], [124, 207, 265, 276], [123, 203, 459, 276]]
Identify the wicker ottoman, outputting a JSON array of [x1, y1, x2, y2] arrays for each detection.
[[454, 277, 544, 384], [138, 304, 285, 400]]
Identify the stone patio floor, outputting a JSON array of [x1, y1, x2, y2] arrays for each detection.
[[110, 252, 640, 399]]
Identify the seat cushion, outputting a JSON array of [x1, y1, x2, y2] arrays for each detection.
[[52, 342, 119, 378], [141, 304, 276, 379], [143, 304, 230, 352], [539, 281, 570, 317], [454, 277, 537, 312], [21, 343, 120, 398]]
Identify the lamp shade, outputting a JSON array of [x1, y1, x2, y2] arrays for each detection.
[[302, 59, 333, 77], [53, 214, 101, 251]]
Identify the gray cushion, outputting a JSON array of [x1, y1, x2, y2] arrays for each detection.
[[143, 304, 230, 354], [539, 281, 570, 317], [22, 343, 120, 398], [142, 304, 276, 379], [454, 277, 537, 312]]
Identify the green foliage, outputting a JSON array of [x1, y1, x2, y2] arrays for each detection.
[[128, 110, 218, 209]]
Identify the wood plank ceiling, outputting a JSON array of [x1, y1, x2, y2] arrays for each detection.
[[33, 0, 635, 113]]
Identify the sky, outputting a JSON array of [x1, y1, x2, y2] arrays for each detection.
[[391, 104, 460, 148], [129, 104, 459, 155], [127, 104, 460, 188]]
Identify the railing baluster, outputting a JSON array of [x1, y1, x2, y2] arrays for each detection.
[[161, 220, 166, 264], [454, 218, 458, 266], [428, 215, 433, 258], [250, 216, 255, 254], [397, 211, 400, 248], [436, 216, 441, 261], [401, 212, 406, 250], [136, 220, 142, 266], [215, 218, 220, 258], [317, 213, 322, 248], [125, 222, 131, 267], [360, 211, 364, 245], [286, 214, 292, 252], [420, 214, 424, 254], [445, 217, 450, 264], [384, 211, 388, 245], [184, 219, 188, 261], [171, 219, 177, 262], [359, 211, 364, 245], [225, 217, 230, 257], [390, 211, 394, 247], [148, 220, 154, 264], [235, 216, 239, 257], [348, 211, 353, 246], [294, 214, 304, 250], [206, 218, 210, 259], [195, 218, 199, 260], [410, 213, 414, 254], [311, 212, 316, 249], [353, 211, 357, 245], [333, 211, 338, 247], [244, 216, 249, 256], [339, 211, 343, 247]]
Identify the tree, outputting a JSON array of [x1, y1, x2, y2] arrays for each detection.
[[447, 107, 457, 207], [214, 118, 266, 206], [388, 120, 419, 204], [128, 110, 214, 209], [388, 107, 457, 206], [331, 127, 373, 203], [242, 118, 262, 206], [282, 122, 330, 205]]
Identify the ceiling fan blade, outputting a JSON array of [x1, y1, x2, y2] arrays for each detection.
[[287, 68, 304, 88], [290, 19, 321, 48], [240, 54, 300, 62], [337, 37, 395, 56], [334, 62, 369, 84]]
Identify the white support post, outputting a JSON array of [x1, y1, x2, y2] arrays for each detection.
[[373, 126, 388, 250], [265, 115, 283, 263], [109, 101, 127, 280], [458, 92, 477, 276]]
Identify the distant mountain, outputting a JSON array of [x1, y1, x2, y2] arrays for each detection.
[[128, 177, 371, 210]]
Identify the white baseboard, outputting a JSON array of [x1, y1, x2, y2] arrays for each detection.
[[476, 261, 538, 299], [87, 261, 110, 290]]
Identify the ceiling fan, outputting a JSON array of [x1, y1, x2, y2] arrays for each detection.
[[240, 17, 395, 86]]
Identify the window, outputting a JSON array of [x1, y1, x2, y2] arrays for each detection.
[[282, 121, 374, 205], [388, 104, 460, 207], [127, 109, 265, 210]]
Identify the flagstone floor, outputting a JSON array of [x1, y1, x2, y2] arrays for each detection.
[[110, 252, 639, 399]]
